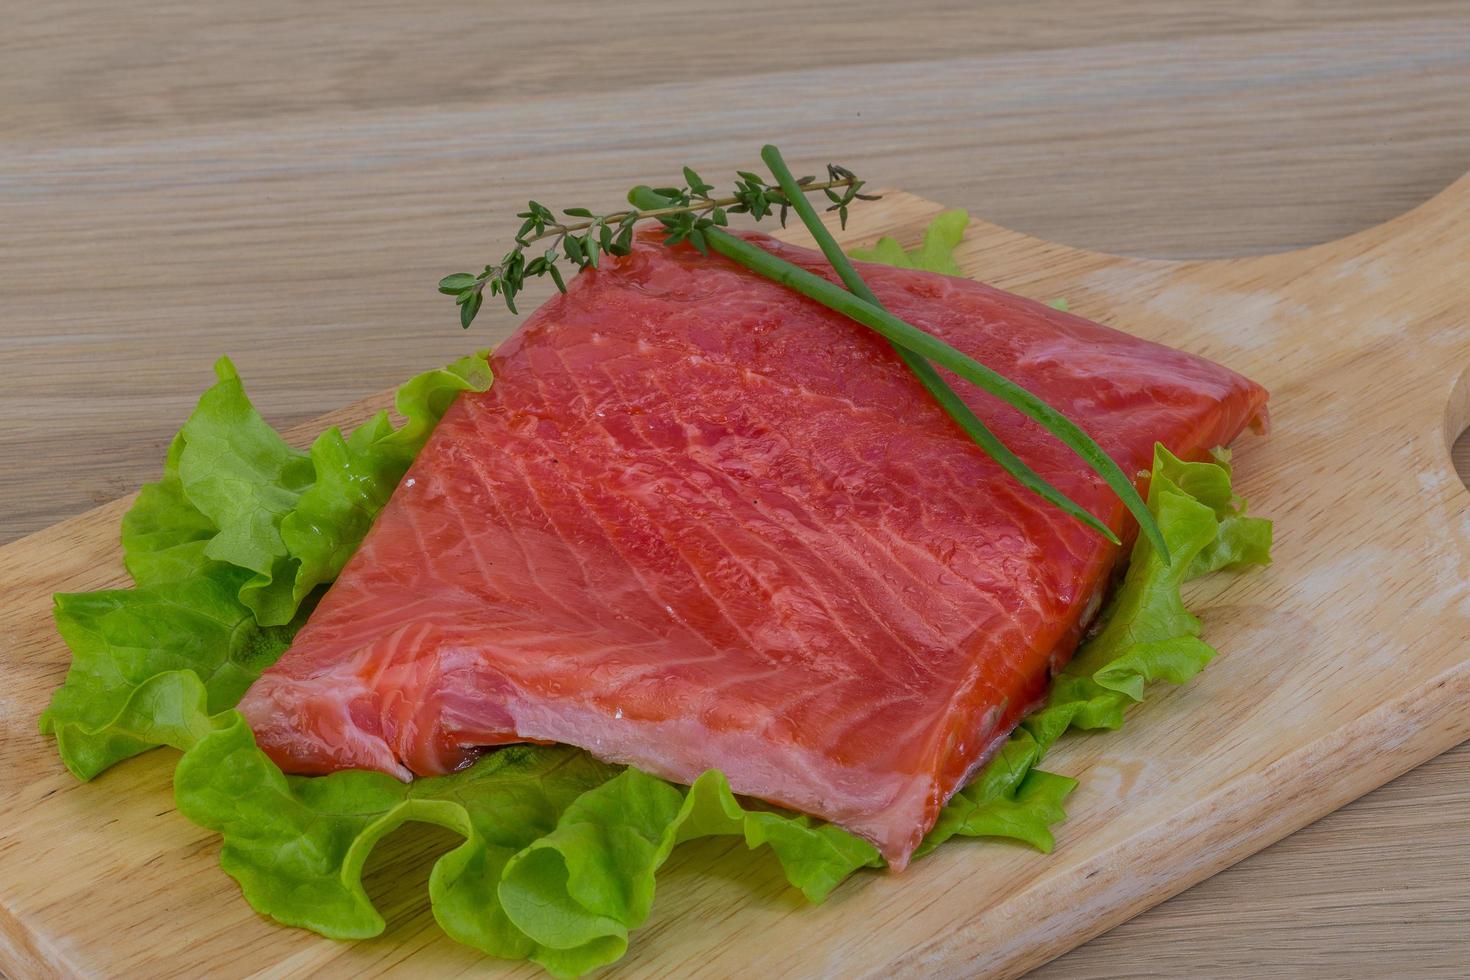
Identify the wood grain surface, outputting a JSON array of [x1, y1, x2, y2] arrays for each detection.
[[4, 2, 1470, 975]]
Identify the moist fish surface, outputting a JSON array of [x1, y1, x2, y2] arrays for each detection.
[[240, 231, 1267, 867]]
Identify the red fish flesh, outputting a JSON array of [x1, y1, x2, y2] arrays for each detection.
[[240, 232, 1267, 867]]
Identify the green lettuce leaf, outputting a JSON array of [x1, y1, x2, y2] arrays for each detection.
[[172, 714, 879, 979], [38, 572, 300, 779], [850, 209, 968, 275], [917, 732, 1075, 858], [1177, 447, 1273, 577], [175, 720, 619, 953], [495, 767, 881, 974], [173, 358, 316, 621], [922, 443, 1272, 855], [119, 433, 224, 586], [122, 352, 492, 624], [281, 352, 493, 608], [48, 352, 491, 777]]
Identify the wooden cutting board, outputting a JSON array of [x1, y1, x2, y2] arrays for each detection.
[[3, 180, 1469, 979]]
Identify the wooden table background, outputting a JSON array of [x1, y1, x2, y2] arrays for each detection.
[[4, 2, 1469, 976]]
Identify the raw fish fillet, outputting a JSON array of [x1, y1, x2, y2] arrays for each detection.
[[240, 231, 1266, 867]]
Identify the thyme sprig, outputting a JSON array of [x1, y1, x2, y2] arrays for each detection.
[[438, 166, 876, 326]]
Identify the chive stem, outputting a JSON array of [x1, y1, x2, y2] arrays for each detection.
[[758, 145, 1122, 548]]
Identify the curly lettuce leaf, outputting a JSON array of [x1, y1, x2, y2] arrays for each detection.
[[918, 732, 1075, 859], [281, 352, 493, 603], [173, 358, 315, 622], [122, 352, 492, 625], [850, 208, 969, 276], [175, 720, 618, 950], [119, 433, 224, 586], [496, 767, 881, 975], [1179, 447, 1273, 577], [923, 443, 1272, 855], [38, 572, 300, 779], [171, 715, 879, 980], [49, 353, 490, 777]]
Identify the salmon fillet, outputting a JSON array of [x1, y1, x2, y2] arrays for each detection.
[[239, 232, 1267, 867]]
